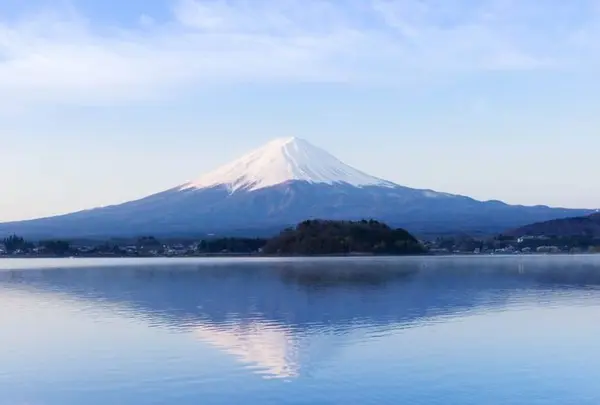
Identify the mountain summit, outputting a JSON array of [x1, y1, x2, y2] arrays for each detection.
[[180, 137, 396, 193], [0, 138, 594, 239]]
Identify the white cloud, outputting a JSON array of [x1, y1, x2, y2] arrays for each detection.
[[139, 14, 156, 27], [0, 0, 598, 105]]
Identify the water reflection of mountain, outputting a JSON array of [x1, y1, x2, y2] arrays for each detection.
[[2, 257, 600, 378]]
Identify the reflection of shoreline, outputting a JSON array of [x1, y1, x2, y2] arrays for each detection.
[[3, 257, 600, 378]]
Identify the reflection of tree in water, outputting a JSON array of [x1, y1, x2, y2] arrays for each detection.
[[518, 262, 600, 287], [2, 257, 600, 378], [278, 263, 418, 288], [3, 258, 599, 329]]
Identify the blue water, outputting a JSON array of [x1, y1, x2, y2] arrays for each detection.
[[1, 256, 600, 404]]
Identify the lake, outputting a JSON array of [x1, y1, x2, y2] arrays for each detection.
[[1, 256, 600, 404]]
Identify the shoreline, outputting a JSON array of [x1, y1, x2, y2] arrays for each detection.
[[1, 252, 597, 259]]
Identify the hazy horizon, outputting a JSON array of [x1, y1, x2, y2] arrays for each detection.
[[1, 0, 599, 221]]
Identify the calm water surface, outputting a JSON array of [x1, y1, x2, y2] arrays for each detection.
[[1, 256, 600, 404]]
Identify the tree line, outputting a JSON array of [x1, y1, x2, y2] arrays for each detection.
[[1, 220, 426, 256], [2, 235, 71, 255]]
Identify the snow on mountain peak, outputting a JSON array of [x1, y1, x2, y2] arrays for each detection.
[[180, 137, 398, 192]]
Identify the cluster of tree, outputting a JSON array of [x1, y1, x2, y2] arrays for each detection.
[[262, 219, 425, 255], [136, 236, 267, 254], [40, 240, 71, 255], [136, 236, 162, 248], [2, 235, 33, 253], [1, 235, 71, 255], [432, 234, 484, 252], [196, 238, 267, 254]]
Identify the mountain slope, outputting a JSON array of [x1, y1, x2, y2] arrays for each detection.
[[0, 137, 594, 239], [507, 213, 600, 237]]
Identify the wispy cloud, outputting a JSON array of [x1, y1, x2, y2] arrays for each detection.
[[0, 0, 598, 105]]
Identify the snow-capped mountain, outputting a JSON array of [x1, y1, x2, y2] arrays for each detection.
[[180, 137, 397, 192], [0, 137, 593, 238]]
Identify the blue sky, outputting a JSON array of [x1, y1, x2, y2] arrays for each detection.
[[1, 0, 599, 221]]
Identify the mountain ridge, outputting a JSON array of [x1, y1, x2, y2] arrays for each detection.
[[507, 213, 600, 237]]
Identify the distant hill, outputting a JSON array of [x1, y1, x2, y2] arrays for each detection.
[[507, 213, 600, 237], [262, 219, 425, 255]]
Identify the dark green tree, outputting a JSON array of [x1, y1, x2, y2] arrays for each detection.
[[263, 219, 425, 255], [137, 236, 161, 248], [3, 235, 29, 253], [40, 240, 71, 256]]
